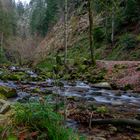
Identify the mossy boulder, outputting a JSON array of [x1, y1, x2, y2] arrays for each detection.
[[8, 72, 26, 81], [0, 86, 17, 98], [8, 74, 22, 81], [0, 70, 10, 81], [0, 94, 7, 100]]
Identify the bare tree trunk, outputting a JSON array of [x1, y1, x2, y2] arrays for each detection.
[[64, 0, 68, 65], [0, 32, 4, 58], [111, 6, 115, 46], [105, 0, 108, 42], [64, 0, 68, 121], [88, 0, 96, 65]]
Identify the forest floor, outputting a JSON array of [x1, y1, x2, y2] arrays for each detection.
[[96, 60, 140, 92]]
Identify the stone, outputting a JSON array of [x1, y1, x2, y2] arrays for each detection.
[[109, 125, 117, 134], [111, 100, 123, 106], [17, 92, 30, 98], [16, 92, 31, 103], [92, 82, 111, 89], [29, 96, 40, 102], [0, 86, 17, 98]]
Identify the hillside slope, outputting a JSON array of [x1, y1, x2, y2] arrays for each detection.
[[34, 0, 140, 64]]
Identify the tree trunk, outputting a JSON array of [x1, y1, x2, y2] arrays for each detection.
[[111, 6, 115, 46], [0, 32, 3, 58], [64, 0, 68, 65], [105, 0, 108, 42], [88, 0, 96, 65]]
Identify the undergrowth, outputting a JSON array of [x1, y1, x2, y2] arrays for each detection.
[[9, 96, 85, 140]]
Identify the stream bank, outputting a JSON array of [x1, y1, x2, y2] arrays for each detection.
[[0, 65, 140, 139]]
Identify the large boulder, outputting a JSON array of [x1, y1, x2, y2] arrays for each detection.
[[0, 86, 17, 98]]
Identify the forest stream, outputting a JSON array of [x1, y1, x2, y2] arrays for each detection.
[[0, 66, 140, 139]]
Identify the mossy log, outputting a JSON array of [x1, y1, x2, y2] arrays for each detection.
[[91, 119, 140, 127]]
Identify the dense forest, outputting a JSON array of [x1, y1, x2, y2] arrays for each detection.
[[0, 0, 140, 139]]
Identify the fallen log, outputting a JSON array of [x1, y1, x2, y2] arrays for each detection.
[[91, 119, 140, 127]]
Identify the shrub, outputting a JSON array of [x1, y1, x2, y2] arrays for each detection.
[[119, 33, 137, 50], [11, 98, 84, 140], [93, 26, 105, 43]]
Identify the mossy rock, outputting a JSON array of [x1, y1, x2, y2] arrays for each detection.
[[29, 76, 44, 82], [0, 86, 17, 98], [8, 74, 25, 81], [32, 88, 42, 93], [0, 71, 10, 81], [0, 93, 7, 100]]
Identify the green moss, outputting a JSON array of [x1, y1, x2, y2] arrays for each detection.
[[37, 57, 55, 71], [0, 93, 7, 99], [96, 106, 108, 114], [32, 88, 42, 93], [0, 86, 17, 98]]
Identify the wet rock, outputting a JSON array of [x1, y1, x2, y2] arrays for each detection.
[[68, 87, 89, 93], [0, 86, 17, 98], [17, 92, 30, 98], [85, 95, 96, 101], [92, 82, 111, 89], [45, 89, 53, 94], [16, 92, 31, 103], [17, 97, 30, 103], [90, 91, 102, 96], [29, 96, 40, 102], [9, 66, 16, 71], [111, 100, 123, 106], [17, 95, 31, 103]]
